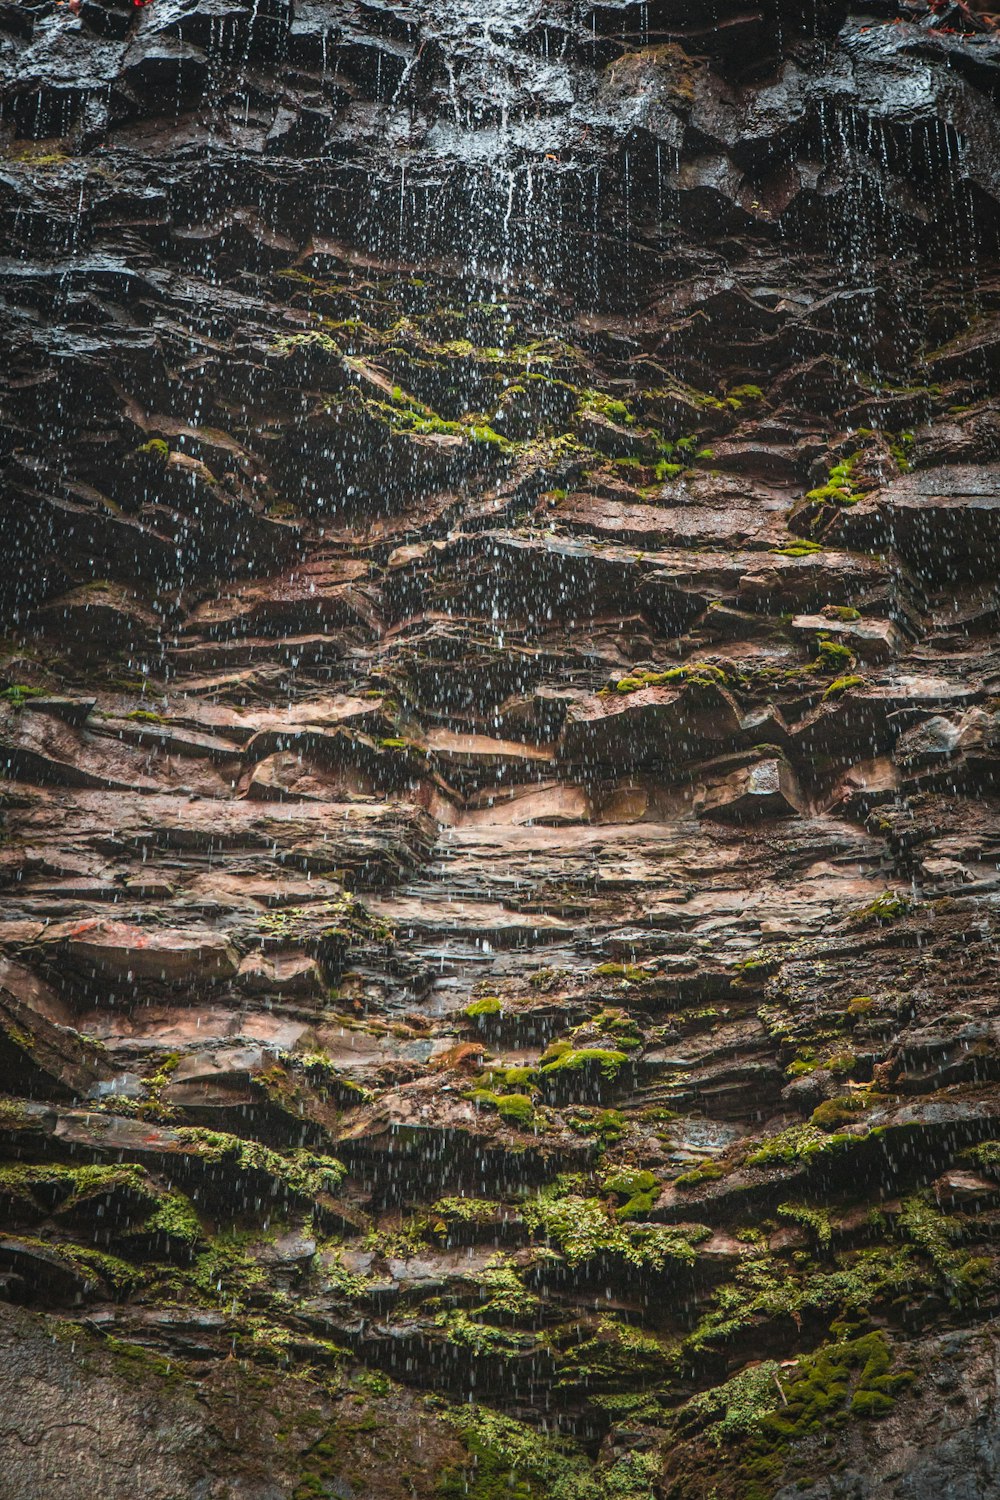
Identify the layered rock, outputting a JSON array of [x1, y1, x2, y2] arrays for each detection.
[[1, 0, 1000, 1497]]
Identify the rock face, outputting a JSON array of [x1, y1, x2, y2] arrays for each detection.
[[1, 0, 1000, 1496]]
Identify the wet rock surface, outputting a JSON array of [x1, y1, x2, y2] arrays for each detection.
[[1, 0, 1000, 1496]]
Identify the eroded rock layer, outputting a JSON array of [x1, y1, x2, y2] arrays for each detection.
[[2, 1, 1000, 1496]]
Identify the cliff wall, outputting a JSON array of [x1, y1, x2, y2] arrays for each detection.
[[1, 2, 1000, 1496]]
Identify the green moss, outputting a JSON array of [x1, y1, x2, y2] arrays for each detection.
[[602, 1168, 659, 1220], [135, 438, 169, 462], [954, 1255, 993, 1295], [579, 390, 635, 426], [10, 1235, 140, 1295], [889, 431, 915, 472], [6, 146, 71, 169], [674, 1160, 727, 1188], [475, 1255, 540, 1318], [497, 1065, 539, 1089], [590, 1008, 643, 1047], [102, 1334, 184, 1385], [465, 996, 503, 1019], [176, 1128, 345, 1198], [437, 1404, 599, 1500], [191, 1230, 271, 1307], [828, 1051, 857, 1076], [591, 963, 651, 983], [564, 1109, 627, 1145], [141, 1191, 202, 1246], [685, 1238, 927, 1362], [964, 1140, 1000, 1178], [846, 995, 875, 1018], [677, 1360, 783, 1443], [772, 538, 823, 556], [672, 1331, 915, 1495], [540, 1048, 628, 1081], [0, 1161, 152, 1209], [762, 1332, 914, 1439], [848, 890, 913, 925], [280, 1053, 372, 1106], [528, 967, 569, 990], [733, 950, 782, 981], [897, 1193, 962, 1276], [468, 1090, 537, 1129], [319, 1251, 376, 1300], [556, 1316, 675, 1394], [124, 709, 166, 724], [613, 663, 726, 694], [433, 1309, 534, 1356], [823, 674, 865, 700], [729, 384, 764, 401], [747, 1123, 871, 1167], [0, 1097, 31, 1129], [811, 1095, 869, 1131], [813, 637, 854, 670], [523, 1185, 706, 1269], [271, 330, 342, 357]]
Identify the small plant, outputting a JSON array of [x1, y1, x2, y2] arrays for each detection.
[[777, 1201, 834, 1249], [805, 454, 864, 506], [848, 891, 913, 925], [1, 684, 45, 709]]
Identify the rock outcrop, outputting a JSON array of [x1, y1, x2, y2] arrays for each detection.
[[1, 0, 1000, 1496]]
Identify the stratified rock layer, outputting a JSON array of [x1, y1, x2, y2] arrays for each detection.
[[1, 1, 1000, 1497]]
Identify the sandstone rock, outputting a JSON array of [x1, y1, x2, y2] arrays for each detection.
[[236, 950, 325, 998], [826, 465, 1000, 581], [699, 755, 805, 820], [790, 612, 907, 663], [42, 920, 239, 987], [559, 679, 743, 767]]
